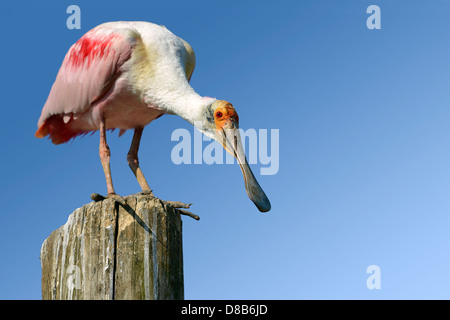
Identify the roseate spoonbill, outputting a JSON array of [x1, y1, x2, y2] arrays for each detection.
[[35, 21, 271, 213]]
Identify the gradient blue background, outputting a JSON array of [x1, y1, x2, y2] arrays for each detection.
[[1, 0, 449, 299]]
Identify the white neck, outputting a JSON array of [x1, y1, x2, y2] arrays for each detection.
[[143, 78, 216, 125]]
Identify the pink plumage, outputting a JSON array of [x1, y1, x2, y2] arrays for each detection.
[[36, 27, 137, 144]]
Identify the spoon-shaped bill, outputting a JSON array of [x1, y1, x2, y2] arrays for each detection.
[[221, 127, 271, 213]]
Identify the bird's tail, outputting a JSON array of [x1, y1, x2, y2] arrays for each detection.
[[35, 123, 49, 139], [35, 115, 82, 145]]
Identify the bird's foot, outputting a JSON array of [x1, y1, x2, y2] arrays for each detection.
[[107, 193, 127, 205], [138, 188, 154, 196], [90, 193, 106, 201], [90, 192, 127, 206], [163, 200, 199, 221]]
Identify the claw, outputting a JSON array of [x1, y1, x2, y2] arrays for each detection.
[[90, 193, 126, 205], [139, 189, 154, 196], [107, 193, 126, 205], [91, 193, 106, 202]]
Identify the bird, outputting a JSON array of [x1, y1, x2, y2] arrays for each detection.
[[35, 21, 271, 213]]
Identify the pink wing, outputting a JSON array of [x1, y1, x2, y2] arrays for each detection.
[[35, 26, 140, 144]]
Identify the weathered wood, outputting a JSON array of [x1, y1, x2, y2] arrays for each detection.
[[40, 193, 184, 300]]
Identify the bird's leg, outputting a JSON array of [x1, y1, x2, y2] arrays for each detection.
[[97, 117, 126, 205], [99, 117, 115, 195], [127, 127, 153, 195], [127, 128, 198, 220]]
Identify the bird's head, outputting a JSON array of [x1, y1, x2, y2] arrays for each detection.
[[197, 100, 271, 212]]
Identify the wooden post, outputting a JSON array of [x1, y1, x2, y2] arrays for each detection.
[[40, 193, 184, 300]]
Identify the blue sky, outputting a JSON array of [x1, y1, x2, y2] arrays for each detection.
[[1, 0, 450, 299]]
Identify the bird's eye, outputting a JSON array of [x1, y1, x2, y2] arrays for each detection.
[[215, 111, 223, 118]]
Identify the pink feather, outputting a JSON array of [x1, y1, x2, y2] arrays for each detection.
[[36, 27, 138, 144]]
